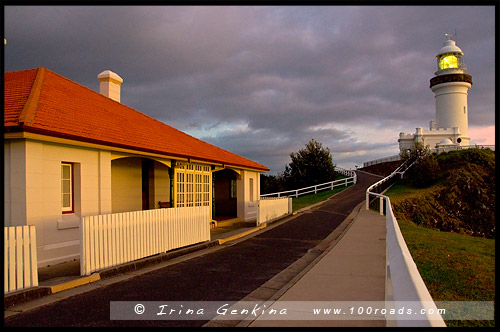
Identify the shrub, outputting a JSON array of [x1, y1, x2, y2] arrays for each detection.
[[407, 154, 440, 188]]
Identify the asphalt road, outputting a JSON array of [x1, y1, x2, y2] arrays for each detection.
[[4, 171, 381, 327]]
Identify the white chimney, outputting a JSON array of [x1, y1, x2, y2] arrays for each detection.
[[98, 70, 123, 103]]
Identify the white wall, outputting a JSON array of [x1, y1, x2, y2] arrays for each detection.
[[111, 157, 142, 213], [153, 160, 170, 206], [4, 137, 257, 266], [4, 140, 31, 228], [432, 82, 470, 139], [237, 170, 260, 222], [110, 157, 171, 212], [4, 139, 113, 267], [399, 128, 469, 152], [257, 197, 291, 225]]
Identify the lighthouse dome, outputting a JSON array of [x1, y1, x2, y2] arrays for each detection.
[[438, 138, 454, 146], [434, 38, 467, 75], [437, 40, 463, 56]]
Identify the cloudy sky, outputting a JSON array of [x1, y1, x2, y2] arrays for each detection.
[[4, 5, 495, 174]]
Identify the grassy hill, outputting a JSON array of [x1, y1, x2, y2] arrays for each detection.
[[390, 148, 495, 239]]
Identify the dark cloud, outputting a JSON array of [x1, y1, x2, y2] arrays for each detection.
[[5, 5, 495, 173]]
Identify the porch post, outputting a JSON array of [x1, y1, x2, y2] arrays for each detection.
[[169, 160, 175, 207], [211, 166, 216, 220], [97, 150, 112, 214]]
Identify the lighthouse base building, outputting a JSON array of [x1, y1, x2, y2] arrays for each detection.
[[398, 125, 468, 154], [399, 37, 472, 153]]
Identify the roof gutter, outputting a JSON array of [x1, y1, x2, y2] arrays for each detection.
[[4, 125, 270, 172]]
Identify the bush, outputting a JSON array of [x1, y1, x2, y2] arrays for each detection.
[[408, 154, 440, 188], [437, 164, 495, 238]]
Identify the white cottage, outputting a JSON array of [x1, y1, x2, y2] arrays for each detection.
[[4, 67, 269, 267]]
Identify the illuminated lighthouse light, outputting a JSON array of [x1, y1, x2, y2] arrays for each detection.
[[438, 54, 458, 70]]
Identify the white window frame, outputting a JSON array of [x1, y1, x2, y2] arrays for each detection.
[[249, 178, 254, 202], [230, 179, 237, 199], [174, 162, 211, 208], [61, 162, 74, 213]]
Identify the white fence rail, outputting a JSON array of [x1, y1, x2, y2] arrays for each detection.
[[80, 206, 211, 276], [429, 144, 495, 154], [335, 167, 357, 178], [364, 145, 495, 168], [261, 168, 357, 198], [4, 225, 39, 293], [363, 154, 401, 167], [257, 197, 292, 226], [366, 164, 446, 327]]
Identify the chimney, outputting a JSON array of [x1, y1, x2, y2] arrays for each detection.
[[98, 70, 123, 103]]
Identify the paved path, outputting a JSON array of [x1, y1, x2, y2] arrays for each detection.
[[246, 206, 386, 327], [4, 171, 383, 327]]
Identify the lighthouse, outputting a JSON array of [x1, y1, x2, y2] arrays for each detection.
[[430, 36, 472, 146], [399, 35, 472, 153]]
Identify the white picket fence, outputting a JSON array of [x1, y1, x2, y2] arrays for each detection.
[[80, 206, 211, 275], [363, 154, 401, 167], [4, 225, 39, 293], [257, 197, 292, 226]]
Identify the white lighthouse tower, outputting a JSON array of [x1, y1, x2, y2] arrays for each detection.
[[399, 35, 472, 152], [430, 35, 472, 146]]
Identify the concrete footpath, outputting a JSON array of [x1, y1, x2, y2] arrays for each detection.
[[245, 205, 387, 327], [200, 202, 387, 328], [202, 203, 387, 328]]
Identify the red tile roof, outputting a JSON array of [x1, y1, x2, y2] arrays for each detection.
[[4, 67, 269, 171]]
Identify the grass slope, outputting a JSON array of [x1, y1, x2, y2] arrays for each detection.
[[384, 149, 495, 327], [394, 216, 495, 327]]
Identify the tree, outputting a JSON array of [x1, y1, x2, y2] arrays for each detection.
[[282, 139, 336, 190], [400, 142, 430, 163], [260, 173, 285, 195]]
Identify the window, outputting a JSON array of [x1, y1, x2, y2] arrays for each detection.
[[61, 163, 74, 213], [186, 173, 194, 207], [230, 179, 237, 199], [203, 174, 210, 205], [177, 172, 185, 206], [195, 174, 202, 206], [249, 178, 254, 202], [438, 54, 458, 70], [175, 162, 211, 207]]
